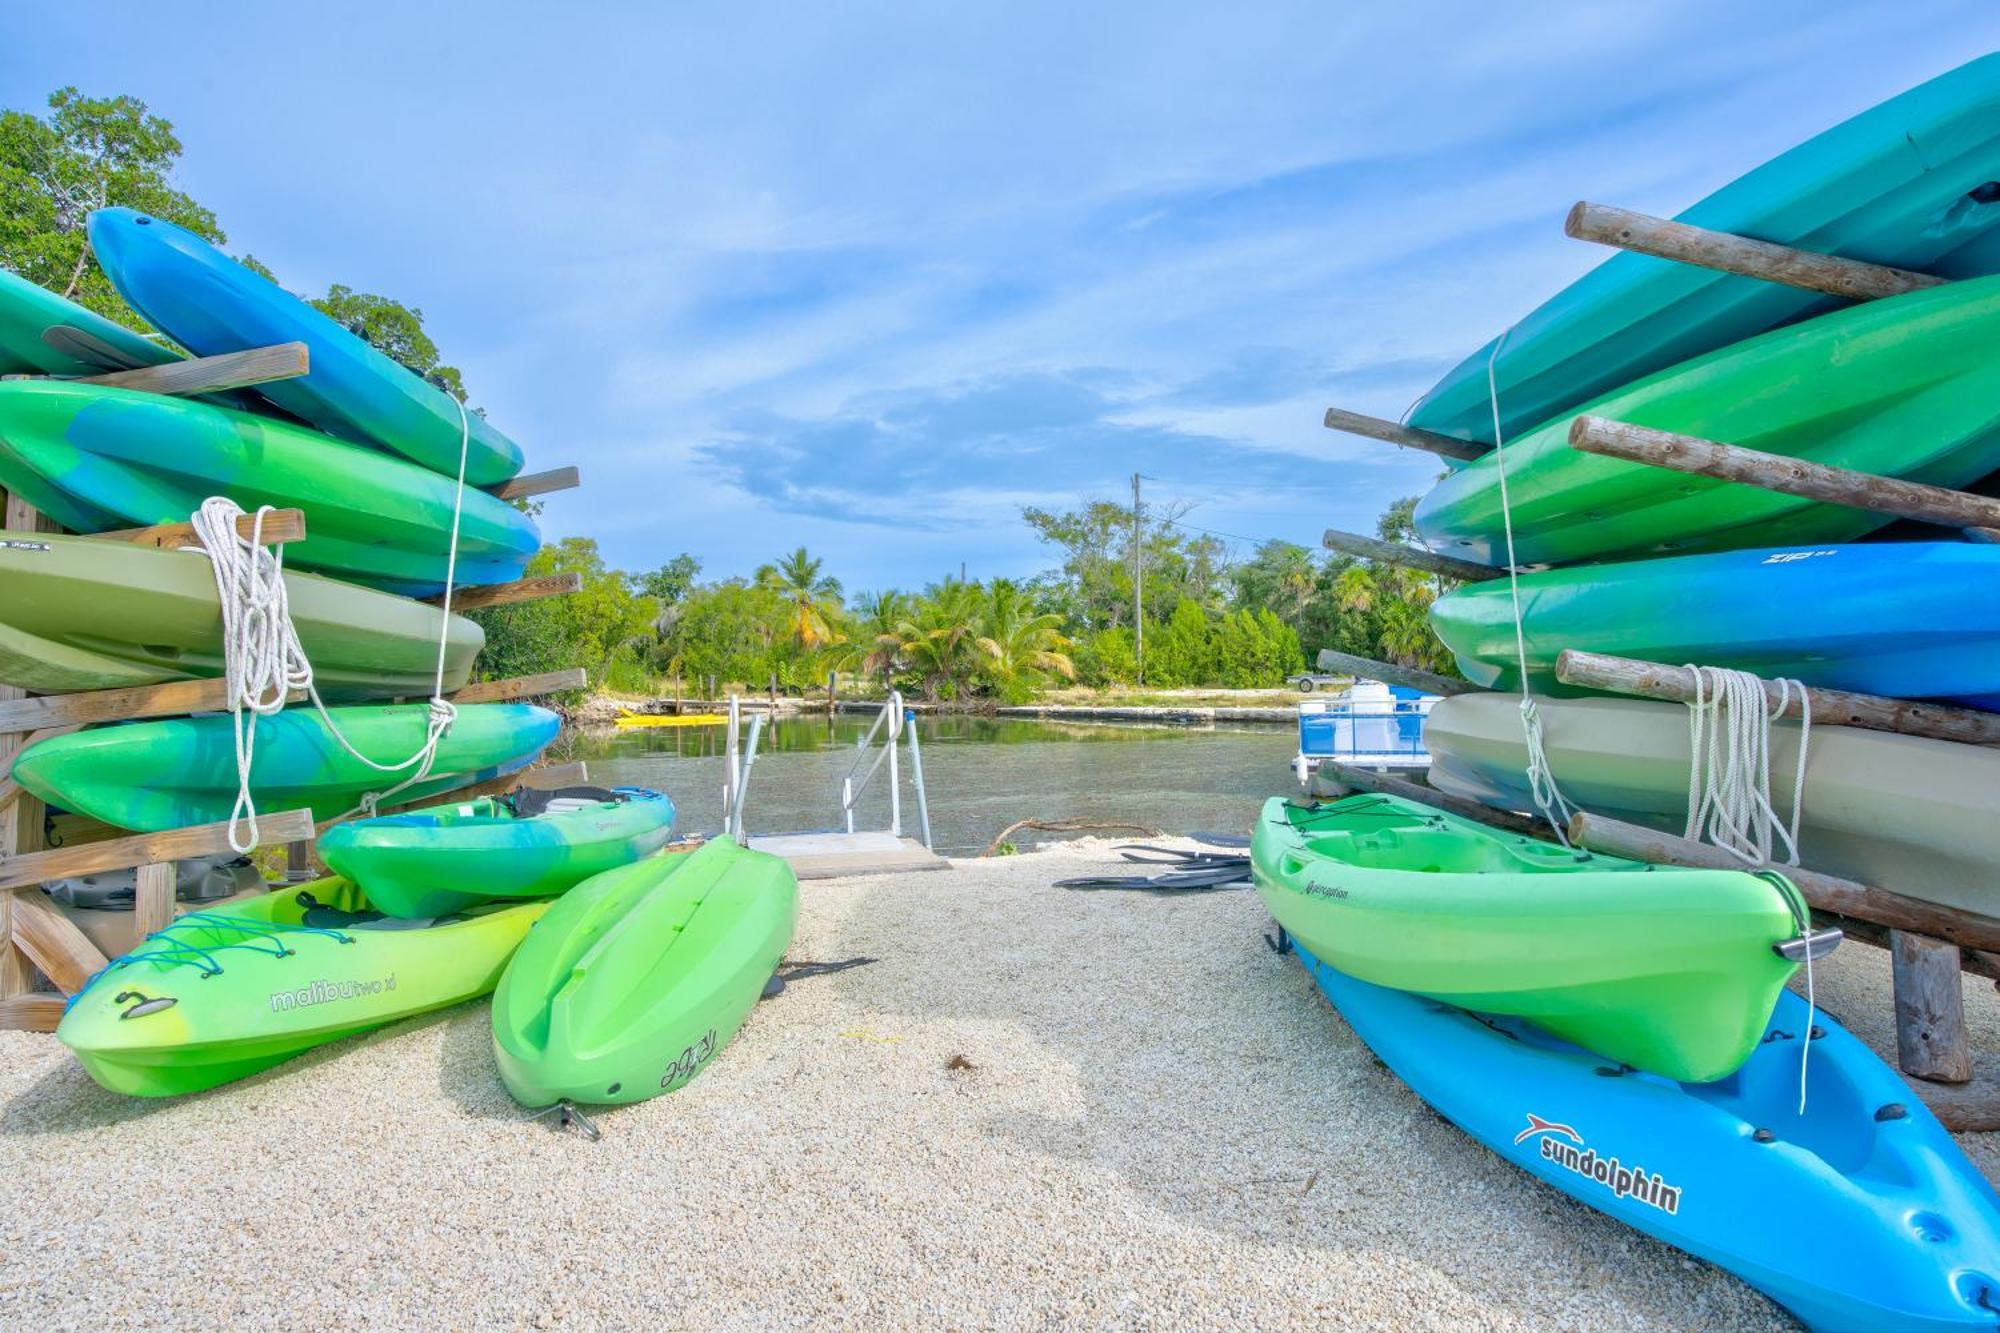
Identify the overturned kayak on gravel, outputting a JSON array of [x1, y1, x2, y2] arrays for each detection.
[[492, 837, 797, 1109], [1252, 793, 1815, 1082], [58, 878, 547, 1097]]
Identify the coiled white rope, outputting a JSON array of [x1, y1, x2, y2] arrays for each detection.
[[194, 397, 472, 852], [1484, 333, 1573, 843], [1682, 664, 1810, 866]]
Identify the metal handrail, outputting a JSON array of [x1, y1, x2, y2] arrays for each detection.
[[840, 691, 932, 849]]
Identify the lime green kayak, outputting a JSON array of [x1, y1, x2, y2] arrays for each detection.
[[1252, 794, 1810, 1082], [57, 877, 547, 1096], [0, 267, 180, 376], [318, 787, 678, 918], [0, 530, 483, 696], [1414, 275, 2000, 566], [12, 703, 561, 830], [492, 838, 798, 1108]]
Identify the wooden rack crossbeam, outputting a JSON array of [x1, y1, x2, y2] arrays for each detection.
[[96, 507, 307, 550], [1314, 649, 1477, 698], [73, 341, 310, 398], [1322, 407, 1486, 463], [0, 808, 315, 893], [1556, 649, 2000, 748], [0, 994, 62, 1032], [488, 466, 581, 502], [426, 571, 582, 610], [1567, 414, 2000, 535], [0, 668, 591, 736], [1322, 527, 1496, 583], [1565, 202, 1949, 302]]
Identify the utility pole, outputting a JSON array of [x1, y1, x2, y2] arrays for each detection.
[[1131, 472, 1144, 683]]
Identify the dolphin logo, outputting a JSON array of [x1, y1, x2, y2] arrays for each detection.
[[1513, 1113, 1582, 1146]]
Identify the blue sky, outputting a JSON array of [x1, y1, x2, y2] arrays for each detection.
[[7, 4, 1998, 591]]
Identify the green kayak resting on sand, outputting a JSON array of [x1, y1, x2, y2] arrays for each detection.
[[1413, 274, 2000, 568], [58, 877, 547, 1097], [493, 837, 797, 1109], [1251, 794, 1813, 1083]]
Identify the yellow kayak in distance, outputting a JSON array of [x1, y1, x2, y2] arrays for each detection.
[[613, 711, 730, 729]]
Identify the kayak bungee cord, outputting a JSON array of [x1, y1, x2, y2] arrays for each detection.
[[193, 393, 476, 851], [1483, 330, 1574, 845], [64, 911, 355, 1007]]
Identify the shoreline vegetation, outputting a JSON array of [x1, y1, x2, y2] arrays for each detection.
[[568, 682, 1335, 727]]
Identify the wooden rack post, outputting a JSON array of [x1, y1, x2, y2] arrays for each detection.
[[1566, 414, 2000, 537], [1322, 527, 1496, 583], [1564, 202, 1949, 302]]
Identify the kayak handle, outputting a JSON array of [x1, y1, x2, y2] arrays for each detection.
[[1773, 927, 1842, 963]]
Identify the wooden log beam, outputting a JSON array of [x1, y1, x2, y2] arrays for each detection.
[[97, 507, 306, 550], [1322, 527, 1496, 583], [8, 890, 108, 993], [0, 993, 65, 1032], [1314, 649, 1477, 698], [74, 341, 309, 398], [1565, 202, 1948, 302], [424, 572, 581, 611], [1567, 415, 2000, 532], [1556, 649, 2000, 748], [1322, 407, 1486, 463], [447, 668, 588, 704], [487, 466, 580, 502], [1891, 929, 1972, 1084], [0, 808, 314, 892], [1567, 810, 2000, 954], [1322, 764, 1553, 840]]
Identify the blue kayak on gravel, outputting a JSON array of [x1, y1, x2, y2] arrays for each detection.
[[1429, 542, 2000, 711], [1287, 941, 2000, 1332], [88, 207, 525, 486]]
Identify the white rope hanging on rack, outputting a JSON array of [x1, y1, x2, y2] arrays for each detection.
[[1682, 664, 1811, 867], [1484, 332, 1573, 843], [194, 397, 473, 852]]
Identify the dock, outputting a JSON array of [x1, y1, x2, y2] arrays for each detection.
[[748, 830, 950, 879]]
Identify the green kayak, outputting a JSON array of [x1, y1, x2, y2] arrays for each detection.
[[0, 380, 539, 596], [0, 531, 483, 696], [0, 267, 180, 376], [1413, 274, 2000, 567], [492, 838, 798, 1109], [1252, 793, 1810, 1082], [318, 786, 678, 919], [58, 877, 548, 1096], [12, 703, 561, 831]]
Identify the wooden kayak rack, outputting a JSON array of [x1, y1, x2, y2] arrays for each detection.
[[1309, 206, 2000, 1127], [0, 341, 594, 1031]]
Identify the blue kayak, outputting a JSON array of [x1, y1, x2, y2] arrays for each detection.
[[1430, 542, 2000, 710], [1411, 55, 2000, 449], [1287, 942, 2000, 1332], [88, 207, 525, 486]]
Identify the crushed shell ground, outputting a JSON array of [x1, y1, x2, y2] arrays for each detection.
[[1, 837, 1995, 1329]]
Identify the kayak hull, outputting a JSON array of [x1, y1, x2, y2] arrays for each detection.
[[0, 268, 180, 377], [1411, 54, 2000, 448], [1287, 946, 2000, 1332], [1413, 276, 2000, 567], [57, 878, 547, 1097], [0, 381, 538, 596], [1429, 543, 2000, 710], [12, 703, 561, 831], [1252, 794, 1802, 1081], [0, 530, 483, 696], [318, 788, 678, 918], [492, 839, 797, 1108], [1425, 692, 2000, 917], [89, 207, 525, 485]]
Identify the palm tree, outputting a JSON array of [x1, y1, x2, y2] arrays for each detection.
[[977, 579, 1075, 695], [880, 579, 985, 700], [755, 547, 846, 650]]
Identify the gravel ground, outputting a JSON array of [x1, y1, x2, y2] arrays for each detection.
[[0, 840, 1994, 1330]]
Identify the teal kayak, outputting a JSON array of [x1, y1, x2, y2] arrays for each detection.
[[0, 268, 180, 376], [318, 786, 678, 918], [0, 380, 539, 596], [1410, 54, 2000, 448], [492, 838, 798, 1108], [1413, 275, 2000, 567], [89, 207, 526, 485], [12, 703, 561, 831]]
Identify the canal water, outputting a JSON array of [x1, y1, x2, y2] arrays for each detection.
[[564, 714, 1299, 856]]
